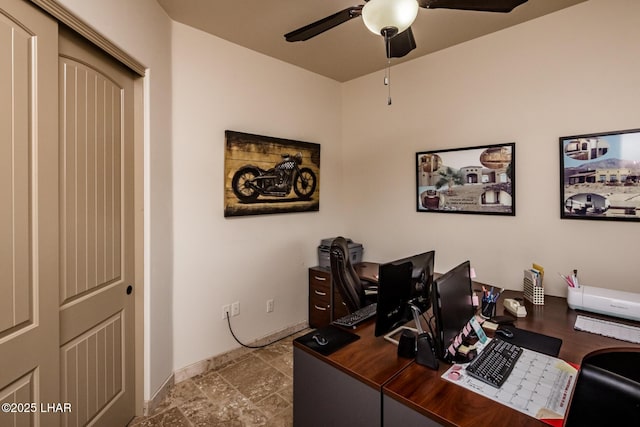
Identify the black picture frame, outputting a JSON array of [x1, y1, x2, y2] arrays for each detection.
[[416, 143, 515, 216], [560, 128, 640, 222]]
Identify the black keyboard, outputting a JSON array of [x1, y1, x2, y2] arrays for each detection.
[[332, 303, 377, 329], [465, 338, 523, 388]]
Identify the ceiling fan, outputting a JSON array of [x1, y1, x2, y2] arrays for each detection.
[[285, 0, 529, 59]]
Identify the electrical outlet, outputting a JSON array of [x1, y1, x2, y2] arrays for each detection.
[[222, 304, 231, 320], [267, 299, 274, 313], [231, 301, 240, 317]]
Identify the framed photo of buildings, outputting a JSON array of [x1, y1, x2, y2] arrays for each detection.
[[560, 128, 640, 221], [416, 143, 515, 216]]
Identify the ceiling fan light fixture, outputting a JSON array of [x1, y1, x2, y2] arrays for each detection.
[[362, 0, 419, 37]]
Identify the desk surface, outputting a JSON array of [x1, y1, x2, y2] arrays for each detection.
[[383, 290, 640, 427], [295, 289, 640, 427], [294, 318, 413, 390]]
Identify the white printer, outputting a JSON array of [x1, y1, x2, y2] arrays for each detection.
[[567, 285, 640, 322]]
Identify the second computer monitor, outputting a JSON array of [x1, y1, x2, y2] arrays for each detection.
[[394, 250, 435, 313], [374, 250, 435, 337], [432, 260, 475, 359]]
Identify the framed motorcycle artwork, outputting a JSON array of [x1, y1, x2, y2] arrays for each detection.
[[224, 130, 320, 217]]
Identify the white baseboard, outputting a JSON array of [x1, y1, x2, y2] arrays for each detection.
[[143, 373, 174, 416]]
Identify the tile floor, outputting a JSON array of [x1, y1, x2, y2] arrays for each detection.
[[129, 330, 307, 427]]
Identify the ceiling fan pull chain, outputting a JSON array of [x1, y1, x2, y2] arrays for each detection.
[[386, 64, 392, 105], [385, 37, 392, 106]]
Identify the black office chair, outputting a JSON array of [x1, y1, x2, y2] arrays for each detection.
[[563, 347, 640, 427], [329, 236, 376, 313]]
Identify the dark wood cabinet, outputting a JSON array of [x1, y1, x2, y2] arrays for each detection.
[[308, 266, 348, 328]]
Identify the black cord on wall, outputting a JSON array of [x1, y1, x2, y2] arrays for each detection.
[[225, 312, 303, 349]]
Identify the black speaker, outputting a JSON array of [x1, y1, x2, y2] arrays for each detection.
[[416, 333, 439, 370], [397, 329, 417, 358]]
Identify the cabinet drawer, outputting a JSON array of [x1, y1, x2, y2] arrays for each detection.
[[309, 305, 329, 329], [309, 269, 331, 287], [310, 294, 330, 313], [310, 284, 330, 302], [309, 299, 330, 314]]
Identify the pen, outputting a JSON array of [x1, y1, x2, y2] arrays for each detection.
[[558, 273, 574, 287]]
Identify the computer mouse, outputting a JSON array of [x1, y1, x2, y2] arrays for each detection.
[[495, 328, 514, 339], [312, 334, 329, 346]]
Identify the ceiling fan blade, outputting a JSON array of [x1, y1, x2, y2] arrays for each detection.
[[418, 0, 527, 13], [284, 6, 364, 42], [386, 27, 417, 59]]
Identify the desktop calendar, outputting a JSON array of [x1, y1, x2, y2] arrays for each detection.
[[442, 340, 577, 425]]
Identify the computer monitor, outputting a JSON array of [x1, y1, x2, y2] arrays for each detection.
[[393, 250, 435, 313], [374, 261, 413, 337], [432, 260, 475, 360], [374, 251, 435, 337]]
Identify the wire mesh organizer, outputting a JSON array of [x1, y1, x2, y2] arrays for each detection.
[[523, 269, 544, 305]]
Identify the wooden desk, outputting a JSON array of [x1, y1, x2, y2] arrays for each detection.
[[354, 261, 380, 283], [293, 319, 413, 427], [382, 291, 640, 427]]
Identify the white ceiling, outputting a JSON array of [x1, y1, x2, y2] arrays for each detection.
[[156, 0, 586, 82]]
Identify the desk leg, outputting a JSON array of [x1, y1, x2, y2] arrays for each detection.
[[294, 347, 381, 427]]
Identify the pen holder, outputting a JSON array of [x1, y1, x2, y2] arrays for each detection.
[[480, 300, 496, 319]]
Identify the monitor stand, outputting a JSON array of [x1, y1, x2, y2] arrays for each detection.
[[384, 325, 419, 346], [384, 303, 426, 345]]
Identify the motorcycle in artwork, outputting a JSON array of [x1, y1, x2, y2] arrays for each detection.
[[224, 130, 320, 217], [232, 152, 317, 201]]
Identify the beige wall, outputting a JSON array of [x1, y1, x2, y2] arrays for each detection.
[[170, 22, 344, 371], [342, 0, 640, 296]]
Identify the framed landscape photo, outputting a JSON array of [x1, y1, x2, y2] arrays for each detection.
[[416, 143, 515, 216], [560, 128, 640, 222]]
